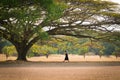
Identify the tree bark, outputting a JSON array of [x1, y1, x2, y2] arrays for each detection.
[[15, 43, 30, 61], [10, 35, 38, 61], [17, 51, 27, 61]]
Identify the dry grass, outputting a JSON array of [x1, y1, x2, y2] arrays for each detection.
[[27, 54, 120, 62], [0, 54, 120, 62]]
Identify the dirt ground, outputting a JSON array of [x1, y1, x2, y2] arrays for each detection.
[[0, 66, 120, 80], [0, 54, 120, 80]]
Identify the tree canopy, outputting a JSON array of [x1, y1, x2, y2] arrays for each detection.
[[0, 0, 120, 61], [47, 0, 120, 37]]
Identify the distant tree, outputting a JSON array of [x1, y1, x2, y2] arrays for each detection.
[[106, 31, 120, 58], [102, 42, 115, 55], [2, 46, 17, 59], [29, 44, 58, 57], [0, 38, 12, 53]]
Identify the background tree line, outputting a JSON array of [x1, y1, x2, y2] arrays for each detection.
[[1, 36, 119, 58]]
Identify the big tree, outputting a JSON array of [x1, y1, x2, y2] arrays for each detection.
[[0, 0, 65, 61], [0, 0, 120, 61]]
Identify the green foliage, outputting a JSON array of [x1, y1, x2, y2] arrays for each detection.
[[0, 38, 12, 53], [29, 44, 58, 55], [46, 3, 66, 22], [109, 31, 120, 47], [112, 48, 120, 58], [2, 46, 17, 56], [44, 36, 89, 54], [40, 36, 118, 56], [0, 0, 65, 39], [0, 0, 66, 60], [78, 47, 89, 55], [102, 42, 115, 55], [0, 38, 11, 47]]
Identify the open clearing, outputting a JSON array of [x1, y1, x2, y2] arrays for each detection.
[[0, 54, 120, 62], [0, 65, 120, 80], [0, 54, 120, 80]]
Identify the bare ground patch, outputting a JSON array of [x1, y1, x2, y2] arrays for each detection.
[[0, 54, 120, 80], [0, 66, 120, 80]]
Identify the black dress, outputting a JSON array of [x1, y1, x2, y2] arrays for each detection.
[[65, 53, 69, 60]]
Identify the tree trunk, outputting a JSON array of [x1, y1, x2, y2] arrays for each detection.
[[15, 44, 30, 61], [17, 51, 27, 61], [12, 37, 36, 61]]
